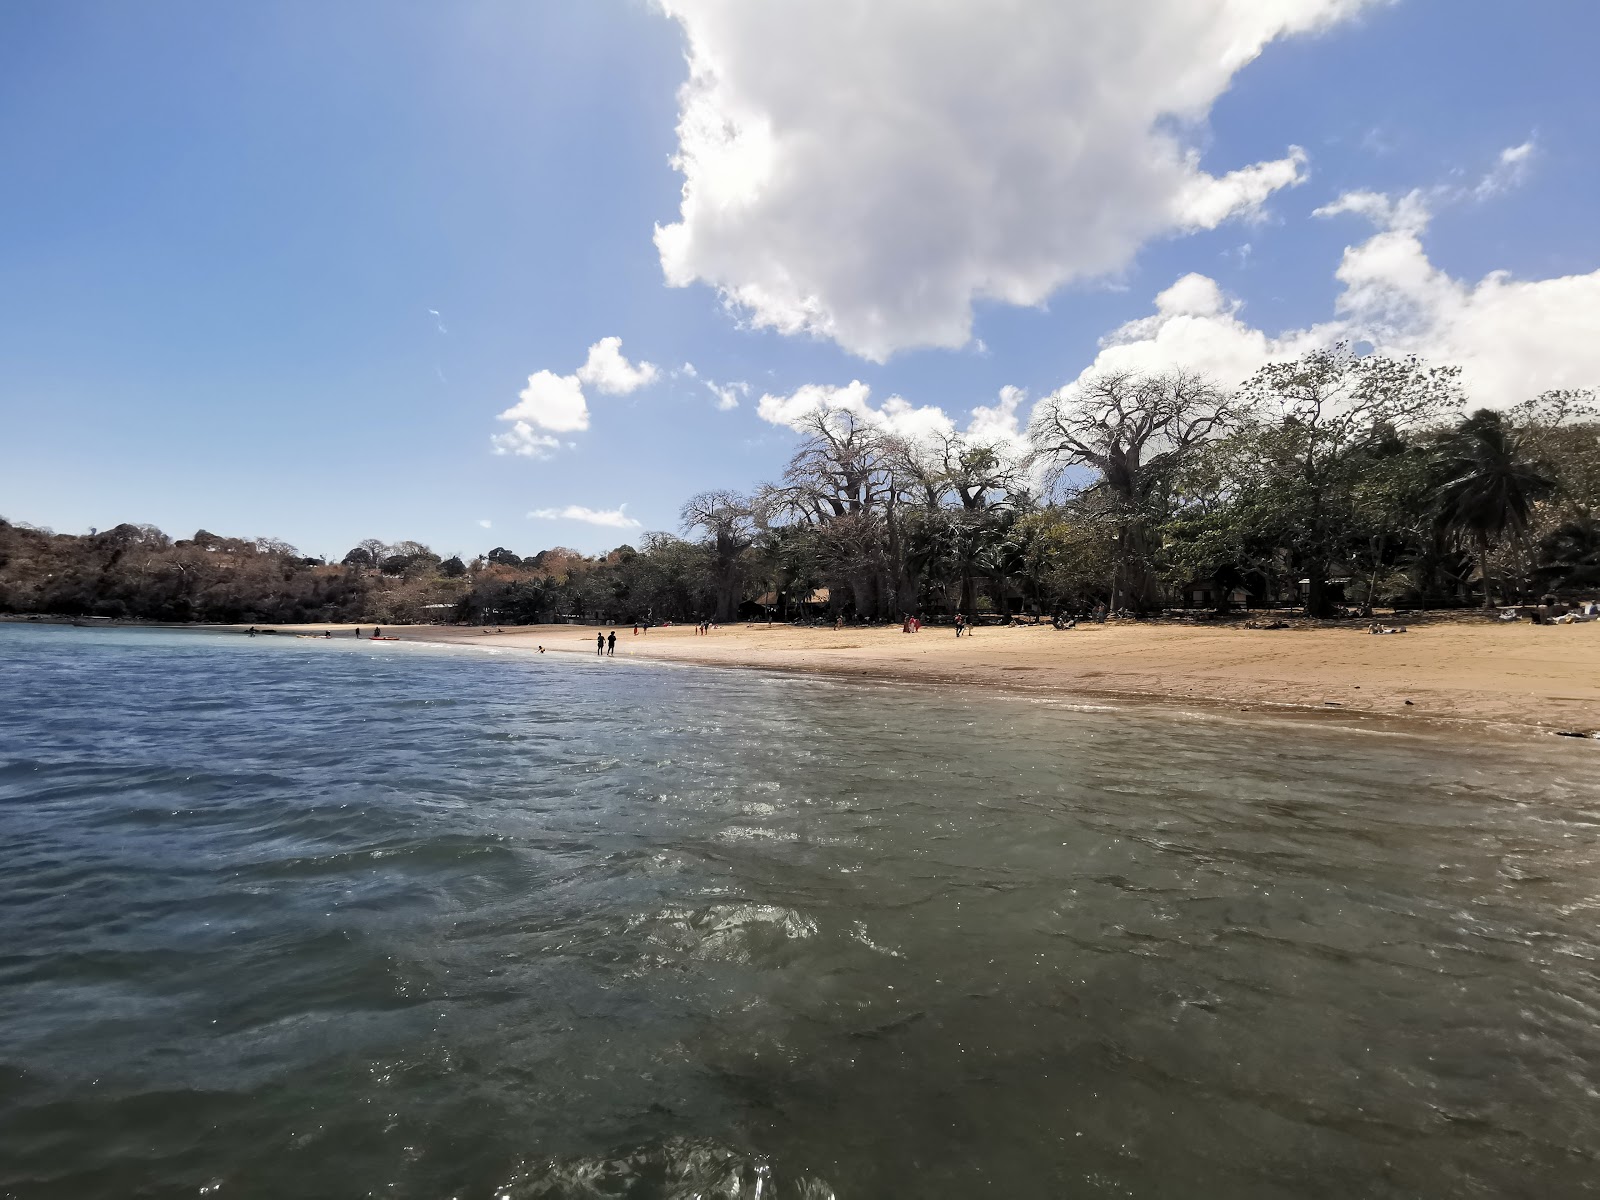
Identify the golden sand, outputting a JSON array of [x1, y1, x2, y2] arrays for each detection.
[[292, 617, 1600, 737]]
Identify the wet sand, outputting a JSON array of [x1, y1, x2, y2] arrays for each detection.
[[270, 618, 1600, 738]]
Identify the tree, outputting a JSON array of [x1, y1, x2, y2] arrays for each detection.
[[1535, 517, 1600, 592], [1434, 409, 1555, 607], [680, 490, 759, 621], [357, 538, 391, 570], [1030, 370, 1229, 611], [1232, 347, 1463, 617], [438, 555, 467, 578]]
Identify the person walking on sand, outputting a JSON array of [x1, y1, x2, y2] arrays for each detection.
[[596, 631, 605, 655], [607, 630, 616, 656], [954, 613, 964, 637]]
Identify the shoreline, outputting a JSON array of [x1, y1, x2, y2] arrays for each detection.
[[185, 616, 1600, 742], [10, 612, 1597, 741]]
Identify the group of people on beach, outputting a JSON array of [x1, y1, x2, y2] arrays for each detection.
[[597, 630, 617, 656]]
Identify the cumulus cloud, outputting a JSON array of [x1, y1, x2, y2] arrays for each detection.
[[965, 385, 1032, 460], [754, 378, 1032, 463], [653, 0, 1374, 361], [527, 505, 643, 529], [1053, 193, 1600, 409], [1313, 138, 1536, 235], [478, 519, 493, 529], [1313, 188, 1431, 235], [756, 381, 955, 443], [498, 370, 590, 434], [492, 337, 661, 459], [491, 421, 564, 459], [1326, 213, 1600, 406], [576, 336, 659, 395]]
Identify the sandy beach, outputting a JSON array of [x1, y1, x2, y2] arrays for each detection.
[[238, 617, 1600, 738]]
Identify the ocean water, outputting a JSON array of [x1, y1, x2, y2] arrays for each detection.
[[2, 625, 1599, 1199]]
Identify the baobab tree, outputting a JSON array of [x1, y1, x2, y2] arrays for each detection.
[[680, 489, 759, 621], [1030, 370, 1230, 611]]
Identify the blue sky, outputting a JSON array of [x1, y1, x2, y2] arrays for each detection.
[[3, 0, 1597, 559]]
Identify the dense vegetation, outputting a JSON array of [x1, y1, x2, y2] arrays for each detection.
[[4, 349, 1596, 626]]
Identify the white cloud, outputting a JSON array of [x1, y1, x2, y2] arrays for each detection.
[[755, 378, 1031, 462], [491, 421, 563, 459], [653, 0, 1374, 361], [497, 370, 589, 434], [527, 505, 643, 529], [1313, 188, 1431, 235], [492, 336, 664, 459], [966, 385, 1032, 460], [575, 336, 659, 395], [1053, 201, 1600, 409], [1312, 138, 1535, 235], [1171, 147, 1309, 229], [1329, 224, 1600, 406], [477, 519, 493, 529], [756, 381, 955, 444], [705, 379, 748, 410], [1474, 140, 1536, 201]]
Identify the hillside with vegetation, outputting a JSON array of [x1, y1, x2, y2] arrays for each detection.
[[5, 349, 1597, 626]]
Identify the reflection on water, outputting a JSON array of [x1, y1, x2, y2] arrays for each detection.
[[2, 625, 1599, 1198]]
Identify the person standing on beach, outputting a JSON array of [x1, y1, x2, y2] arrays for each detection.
[[596, 632, 605, 654], [954, 614, 964, 637], [607, 630, 616, 656]]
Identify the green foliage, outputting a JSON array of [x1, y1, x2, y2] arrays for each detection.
[[3, 355, 1595, 627]]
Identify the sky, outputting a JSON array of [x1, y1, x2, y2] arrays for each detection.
[[2, 0, 1598, 560]]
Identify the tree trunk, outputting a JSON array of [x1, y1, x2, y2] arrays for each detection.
[[1304, 565, 1334, 619], [1119, 522, 1164, 613], [1476, 529, 1494, 610]]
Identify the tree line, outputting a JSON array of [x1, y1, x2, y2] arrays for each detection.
[[3, 348, 1596, 627]]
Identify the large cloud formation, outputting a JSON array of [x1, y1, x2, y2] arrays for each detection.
[[1062, 180, 1600, 408], [653, 0, 1377, 361]]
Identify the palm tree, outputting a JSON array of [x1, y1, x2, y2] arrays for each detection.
[[1433, 410, 1554, 608]]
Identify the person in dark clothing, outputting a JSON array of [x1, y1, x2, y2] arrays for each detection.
[[607, 631, 617, 656], [597, 632, 605, 654]]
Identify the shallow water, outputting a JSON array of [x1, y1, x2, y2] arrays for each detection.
[[2, 624, 1598, 1198]]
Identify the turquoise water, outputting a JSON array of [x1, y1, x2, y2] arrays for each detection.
[[2, 624, 1599, 1198]]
